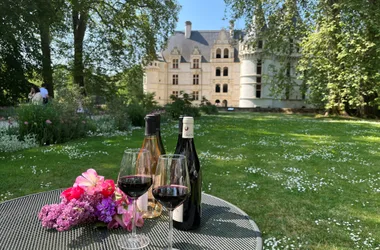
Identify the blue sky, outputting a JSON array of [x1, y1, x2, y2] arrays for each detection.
[[175, 0, 245, 31]]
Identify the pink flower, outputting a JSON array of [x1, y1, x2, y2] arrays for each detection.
[[24, 121, 29, 125], [61, 186, 84, 201], [46, 119, 52, 124], [101, 180, 115, 197], [74, 169, 104, 195]]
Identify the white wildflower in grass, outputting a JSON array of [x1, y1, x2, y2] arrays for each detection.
[[42, 143, 109, 159], [0, 191, 14, 202], [264, 236, 307, 250], [237, 181, 259, 194], [314, 217, 379, 249], [40, 181, 52, 189]]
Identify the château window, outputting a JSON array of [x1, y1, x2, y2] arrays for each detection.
[[172, 59, 178, 69], [222, 100, 228, 107], [223, 48, 229, 58], [193, 74, 199, 85], [216, 67, 221, 76], [215, 99, 220, 105], [172, 74, 178, 85], [257, 76, 261, 83], [223, 84, 228, 93], [257, 60, 262, 75], [193, 59, 199, 68], [216, 48, 221, 58], [258, 40, 263, 49], [172, 91, 179, 98], [223, 67, 228, 76], [193, 91, 199, 100], [215, 84, 221, 93], [256, 84, 261, 98]]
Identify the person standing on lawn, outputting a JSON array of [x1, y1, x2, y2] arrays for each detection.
[[40, 84, 49, 104]]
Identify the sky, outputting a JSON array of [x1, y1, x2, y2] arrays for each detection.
[[175, 0, 245, 31]]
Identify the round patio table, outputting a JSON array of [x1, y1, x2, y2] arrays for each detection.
[[0, 190, 262, 250]]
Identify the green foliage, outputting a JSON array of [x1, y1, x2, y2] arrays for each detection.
[[16, 103, 94, 145], [200, 97, 218, 115], [226, 0, 380, 117], [165, 92, 201, 119]]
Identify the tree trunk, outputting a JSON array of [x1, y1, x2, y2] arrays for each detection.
[[39, 22, 54, 97], [72, 7, 88, 95], [37, 0, 54, 97]]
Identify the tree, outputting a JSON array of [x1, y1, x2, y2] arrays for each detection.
[[67, 0, 180, 95], [225, 0, 380, 117]]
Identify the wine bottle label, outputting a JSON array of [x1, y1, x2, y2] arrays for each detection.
[[182, 117, 194, 138], [173, 204, 183, 222], [137, 192, 148, 211]]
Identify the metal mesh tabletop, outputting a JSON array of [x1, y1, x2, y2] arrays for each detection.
[[0, 190, 262, 250]]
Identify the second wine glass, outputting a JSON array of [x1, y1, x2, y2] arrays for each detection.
[[152, 154, 190, 250], [117, 148, 152, 249]]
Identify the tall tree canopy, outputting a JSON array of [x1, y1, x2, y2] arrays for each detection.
[[1, 0, 180, 105], [225, 0, 380, 117]]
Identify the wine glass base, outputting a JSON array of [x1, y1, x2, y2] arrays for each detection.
[[118, 234, 150, 249]]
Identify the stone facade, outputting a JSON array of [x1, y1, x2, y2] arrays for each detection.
[[143, 21, 308, 108]]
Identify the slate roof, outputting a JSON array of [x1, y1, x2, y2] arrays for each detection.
[[161, 30, 243, 63]]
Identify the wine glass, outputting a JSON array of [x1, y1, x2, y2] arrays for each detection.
[[152, 154, 190, 250], [117, 148, 152, 249]]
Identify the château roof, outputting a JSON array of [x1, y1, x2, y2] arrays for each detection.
[[161, 30, 243, 63]]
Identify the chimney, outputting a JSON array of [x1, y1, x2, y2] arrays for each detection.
[[185, 21, 192, 39], [229, 20, 234, 37]]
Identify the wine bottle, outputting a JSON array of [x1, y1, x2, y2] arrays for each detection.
[[154, 113, 166, 155], [174, 115, 184, 150], [173, 116, 202, 230], [137, 115, 162, 218]]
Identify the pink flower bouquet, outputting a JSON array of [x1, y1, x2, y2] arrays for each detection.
[[38, 169, 144, 231]]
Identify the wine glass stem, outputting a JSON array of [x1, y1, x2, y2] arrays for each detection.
[[168, 210, 173, 250], [132, 199, 137, 237]]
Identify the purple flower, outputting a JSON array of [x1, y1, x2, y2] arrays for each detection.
[[24, 121, 29, 125], [46, 119, 52, 124], [96, 197, 116, 223]]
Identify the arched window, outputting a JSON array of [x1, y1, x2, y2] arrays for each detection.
[[223, 84, 228, 93], [215, 99, 220, 105], [216, 67, 221, 76], [223, 67, 228, 76], [223, 48, 229, 58], [222, 100, 228, 107], [216, 48, 221, 58], [215, 84, 221, 93]]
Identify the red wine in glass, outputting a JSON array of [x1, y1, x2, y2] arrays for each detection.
[[152, 185, 189, 210], [118, 175, 152, 198]]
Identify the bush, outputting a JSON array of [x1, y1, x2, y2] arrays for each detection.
[[165, 93, 201, 119], [200, 97, 218, 115], [0, 120, 38, 152], [16, 102, 94, 145]]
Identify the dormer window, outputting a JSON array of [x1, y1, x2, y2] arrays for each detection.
[[216, 48, 221, 58], [223, 48, 229, 58], [193, 59, 199, 68], [172, 59, 178, 69]]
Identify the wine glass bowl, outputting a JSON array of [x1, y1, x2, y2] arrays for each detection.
[[117, 148, 152, 249], [152, 154, 191, 250]]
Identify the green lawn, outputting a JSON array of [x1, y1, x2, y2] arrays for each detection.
[[1, 112, 379, 249]]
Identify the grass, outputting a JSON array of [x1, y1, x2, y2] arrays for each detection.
[[1, 112, 379, 249]]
